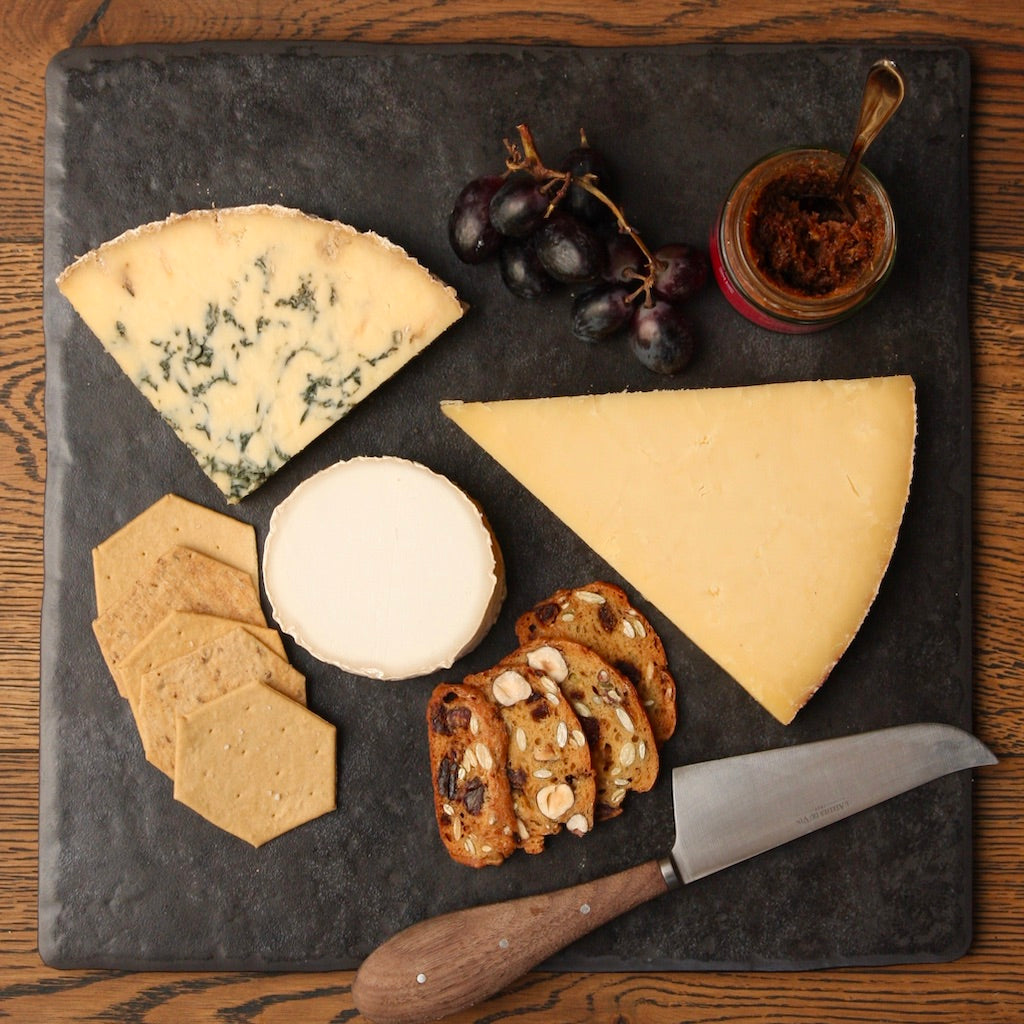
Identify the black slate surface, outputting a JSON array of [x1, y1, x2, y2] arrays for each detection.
[[40, 42, 973, 972]]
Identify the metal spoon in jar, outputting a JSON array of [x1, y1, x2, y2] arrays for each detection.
[[809, 58, 905, 220]]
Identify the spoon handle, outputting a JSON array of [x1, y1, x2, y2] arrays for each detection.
[[836, 58, 905, 196]]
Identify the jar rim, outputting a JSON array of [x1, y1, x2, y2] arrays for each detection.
[[719, 147, 896, 325]]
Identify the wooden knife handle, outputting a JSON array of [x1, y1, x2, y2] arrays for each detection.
[[351, 858, 672, 1024]]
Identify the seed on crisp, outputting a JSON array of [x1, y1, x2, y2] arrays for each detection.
[[475, 742, 494, 771]]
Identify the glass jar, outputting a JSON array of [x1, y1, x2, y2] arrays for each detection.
[[710, 147, 896, 334]]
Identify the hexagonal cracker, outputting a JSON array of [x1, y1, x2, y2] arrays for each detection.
[[173, 680, 336, 847], [138, 626, 307, 780], [92, 493, 258, 614]]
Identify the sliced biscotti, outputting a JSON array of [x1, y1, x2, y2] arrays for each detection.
[[464, 663, 596, 854], [515, 581, 677, 745], [501, 639, 659, 821], [426, 683, 517, 867]]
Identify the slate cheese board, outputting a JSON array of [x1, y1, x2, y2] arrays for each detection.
[[40, 42, 973, 971]]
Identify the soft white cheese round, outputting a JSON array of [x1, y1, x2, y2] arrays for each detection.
[[262, 456, 505, 680]]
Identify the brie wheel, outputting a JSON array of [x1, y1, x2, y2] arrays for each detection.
[[263, 457, 505, 679]]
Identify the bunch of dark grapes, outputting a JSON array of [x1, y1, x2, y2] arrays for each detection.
[[448, 123, 708, 375]]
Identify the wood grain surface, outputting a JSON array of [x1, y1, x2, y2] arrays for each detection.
[[2, 1, 1022, 1021]]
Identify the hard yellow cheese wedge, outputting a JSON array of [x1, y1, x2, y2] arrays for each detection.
[[58, 205, 465, 502], [442, 376, 916, 724]]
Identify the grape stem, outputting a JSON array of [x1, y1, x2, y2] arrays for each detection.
[[504, 122, 662, 305]]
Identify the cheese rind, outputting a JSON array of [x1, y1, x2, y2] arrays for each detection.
[[262, 456, 505, 680], [58, 205, 465, 501], [441, 377, 916, 724]]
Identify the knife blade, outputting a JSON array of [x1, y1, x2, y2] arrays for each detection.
[[352, 723, 995, 1024]]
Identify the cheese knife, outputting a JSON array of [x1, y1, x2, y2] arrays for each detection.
[[352, 722, 996, 1024]]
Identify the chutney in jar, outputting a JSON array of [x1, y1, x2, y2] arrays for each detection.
[[711, 148, 896, 333], [746, 160, 886, 297]]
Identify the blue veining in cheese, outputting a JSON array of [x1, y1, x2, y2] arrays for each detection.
[[57, 205, 465, 501]]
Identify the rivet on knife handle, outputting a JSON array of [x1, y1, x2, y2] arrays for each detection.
[[351, 858, 673, 1024]]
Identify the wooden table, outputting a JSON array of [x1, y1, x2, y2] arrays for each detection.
[[3, 2, 1022, 1021]]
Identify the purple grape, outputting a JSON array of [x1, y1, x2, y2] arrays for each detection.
[[629, 300, 695, 374], [571, 284, 635, 343], [499, 236, 556, 299], [448, 175, 504, 264], [651, 243, 709, 303], [489, 172, 550, 237], [603, 233, 645, 285], [560, 144, 614, 225], [535, 211, 606, 284]]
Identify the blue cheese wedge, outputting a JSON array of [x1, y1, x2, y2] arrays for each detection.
[[57, 205, 465, 501]]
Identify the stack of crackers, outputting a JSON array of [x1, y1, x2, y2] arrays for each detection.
[[90, 494, 336, 847], [427, 581, 676, 867]]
